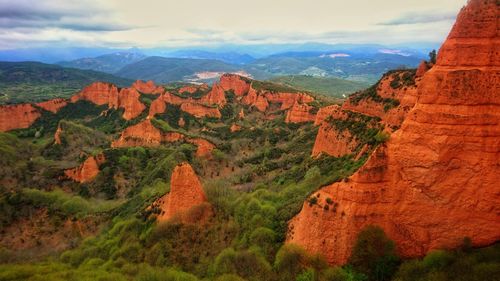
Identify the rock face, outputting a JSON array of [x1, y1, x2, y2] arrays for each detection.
[[132, 80, 164, 94], [219, 74, 250, 96], [285, 102, 316, 123], [64, 154, 105, 183], [312, 125, 357, 158], [112, 119, 215, 157], [155, 163, 212, 223], [71, 82, 146, 120], [178, 84, 209, 94], [180, 103, 221, 118], [36, 98, 68, 113], [287, 0, 500, 265], [201, 83, 227, 106], [0, 104, 41, 132], [54, 124, 63, 144]]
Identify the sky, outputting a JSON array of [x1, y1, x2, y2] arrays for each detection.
[[0, 0, 467, 50]]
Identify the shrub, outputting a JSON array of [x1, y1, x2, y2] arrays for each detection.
[[348, 225, 399, 281]]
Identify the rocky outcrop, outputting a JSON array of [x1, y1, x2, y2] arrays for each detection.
[[266, 92, 315, 110], [153, 163, 212, 223], [64, 154, 105, 183], [314, 105, 341, 126], [180, 103, 221, 118], [0, 104, 41, 132], [312, 125, 358, 158], [132, 80, 164, 94], [178, 83, 209, 94], [288, 0, 500, 265], [187, 138, 215, 158], [36, 98, 68, 113], [285, 102, 316, 123], [238, 109, 245, 119], [71, 82, 146, 120], [416, 60, 431, 77], [54, 124, 63, 144], [200, 83, 227, 106], [230, 124, 242, 132], [219, 74, 250, 96], [112, 119, 215, 157]]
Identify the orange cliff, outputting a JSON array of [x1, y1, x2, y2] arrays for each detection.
[[0, 104, 41, 132], [287, 0, 500, 265], [285, 101, 316, 123], [70, 82, 146, 120], [180, 103, 221, 118], [112, 119, 215, 157], [200, 83, 227, 106], [219, 74, 250, 96], [36, 98, 68, 113], [132, 80, 164, 94], [153, 162, 212, 223], [64, 154, 105, 183]]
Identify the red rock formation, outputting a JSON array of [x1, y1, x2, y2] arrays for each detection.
[[0, 104, 41, 132], [112, 119, 215, 158], [155, 162, 212, 223], [342, 71, 418, 130], [180, 103, 221, 118], [266, 92, 315, 110], [285, 102, 316, 123], [238, 109, 245, 119], [132, 80, 164, 94], [314, 105, 341, 126], [36, 98, 68, 113], [178, 117, 186, 127], [54, 124, 63, 144], [178, 83, 209, 94], [149, 95, 168, 117], [112, 119, 166, 147], [187, 138, 216, 157], [219, 74, 250, 96], [71, 82, 145, 120], [230, 124, 242, 132], [64, 154, 105, 183], [416, 60, 430, 77], [288, 0, 500, 265], [201, 83, 227, 106], [311, 125, 358, 158]]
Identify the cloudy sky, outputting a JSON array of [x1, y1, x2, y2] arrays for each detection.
[[0, 0, 466, 50]]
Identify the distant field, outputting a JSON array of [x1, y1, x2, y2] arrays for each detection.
[[268, 75, 370, 98]]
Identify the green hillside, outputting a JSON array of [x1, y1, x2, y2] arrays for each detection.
[[268, 75, 369, 98], [0, 61, 133, 104]]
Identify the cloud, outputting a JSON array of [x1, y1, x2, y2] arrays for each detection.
[[0, 0, 134, 31], [378, 11, 457, 25]]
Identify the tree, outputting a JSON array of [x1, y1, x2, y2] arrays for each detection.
[[348, 225, 400, 281], [429, 50, 437, 64]]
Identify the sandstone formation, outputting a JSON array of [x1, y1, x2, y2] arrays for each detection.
[[219, 74, 250, 96], [54, 124, 63, 144], [64, 154, 105, 183], [178, 83, 209, 94], [0, 104, 41, 132], [230, 124, 242, 132], [154, 162, 212, 223], [71, 82, 146, 120], [36, 98, 68, 113], [285, 102, 316, 123], [132, 80, 164, 94], [112, 119, 215, 157], [314, 105, 341, 126], [288, 0, 500, 265], [200, 83, 227, 106], [312, 125, 358, 158], [180, 103, 221, 118]]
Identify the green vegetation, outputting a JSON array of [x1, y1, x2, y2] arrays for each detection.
[[268, 75, 369, 98], [0, 62, 133, 104]]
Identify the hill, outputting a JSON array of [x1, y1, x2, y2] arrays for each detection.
[[268, 75, 369, 98], [57, 52, 147, 73], [115, 56, 243, 83], [0, 61, 133, 104]]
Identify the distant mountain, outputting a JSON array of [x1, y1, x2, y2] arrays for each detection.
[[166, 50, 255, 65], [0, 61, 133, 104], [268, 75, 370, 98], [58, 52, 147, 73], [115, 56, 243, 83], [247, 52, 423, 83]]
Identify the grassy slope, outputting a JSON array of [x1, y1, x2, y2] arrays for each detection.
[[0, 61, 133, 104], [268, 75, 369, 98]]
